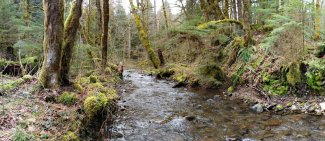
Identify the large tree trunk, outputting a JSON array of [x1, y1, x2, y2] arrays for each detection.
[[39, 0, 64, 88], [101, 0, 109, 69], [60, 0, 84, 85], [129, 0, 160, 68]]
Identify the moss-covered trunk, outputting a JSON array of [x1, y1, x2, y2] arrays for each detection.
[[101, 0, 109, 69], [314, 0, 320, 40], [242, 0, 252, 45], [38, 0, 64, 88], [129, 0, 160, 68], [161, 0, 169, 29], [96, 0, 102, 45], [60, 0, 84, 85]]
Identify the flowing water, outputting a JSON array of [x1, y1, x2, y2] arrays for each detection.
[[110, 70, 325, 141]]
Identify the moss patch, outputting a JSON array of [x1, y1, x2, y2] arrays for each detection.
[[58, 92, 78, 106], [62, 131, 80, 141], [83, 93, 108, 118]]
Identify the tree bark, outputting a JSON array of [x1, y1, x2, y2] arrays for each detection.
[[314, 0, 320, 40], [162, 0, 169, 29], [101, 0, 109, 69], [224, 0, 229, 19], [60, 0, 84, 85], [242, 0, 252, 45], [96, 0, 102, 45], [39, 0, 64, 88], [129, 0, 160, 68]]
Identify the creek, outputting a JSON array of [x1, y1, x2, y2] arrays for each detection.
[[109, 70, 325, 141]]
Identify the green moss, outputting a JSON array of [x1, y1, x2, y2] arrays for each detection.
[[286, 62, 301, 86], [88, 82, 104, 89], [0, 78, 25, 92], [22, 75, 32, 81], [58, 92, 78, 106], [102, 88, 119, 101], [89, 75, 99, 83], [62, 131, 80, 141], [83, 93, 108, 118], [73, 83, 84, 93], [172, 73, 187, 83], [76, 77, 89, 86], [275, 104, 284, 111], [104, 67, 112, 74], [227, 86, 234, 93]]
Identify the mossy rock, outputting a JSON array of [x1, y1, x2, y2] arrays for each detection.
[[102, 88, 119, 101], [89, 75, 99, 83], [62, 131, 80, 141], [76, 77, 90, 86], [275, 104, 284, 111], [73, 83, 84, 93], [58, 92, 78, 106], [227, 86, 234, 93], [83, 93, 108, 118], [88, 82, 104, 90], [22, 75, 33, 81]]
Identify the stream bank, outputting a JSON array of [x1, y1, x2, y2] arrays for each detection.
[[110, 70, 325, 141]]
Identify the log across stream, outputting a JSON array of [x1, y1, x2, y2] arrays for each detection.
[[109, 70, 325, 141]]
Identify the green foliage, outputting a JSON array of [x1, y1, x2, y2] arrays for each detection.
[[12, 129, 33, 141], [238, 47, 252, 63], [58, 92, 78, 106], [305, 59, 325, 91], [231, 67, 245, 86], [262, 73, 288, 95]]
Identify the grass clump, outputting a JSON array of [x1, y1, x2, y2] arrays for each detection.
[[58, 92, 78, 106]]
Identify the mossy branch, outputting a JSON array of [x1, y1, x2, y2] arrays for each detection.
[[197, 19, 244, 30]]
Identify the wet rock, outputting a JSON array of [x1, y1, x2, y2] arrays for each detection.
[[213, 95, 221, 100], [308, 104, 317, 112], [225, 137, 239, 141], [185, 116, 196, 121], [251, 103, 263, 113], [110, 131, 124, 138], [290, 105, 298, 111], [242, 138, 257, 141], [319, 102, 325, 111], [206, 99, 216, 105]]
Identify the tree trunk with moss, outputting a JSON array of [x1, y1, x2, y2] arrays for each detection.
[[129, 0, 160, 68], [60, 0, 83, 85], [162, 0, 169, 29], [38, 0, 64, 88], [101, 0, 109, 69], [224, 0, 229, 19], [314, 0, 320, 40], [200, 0, 210, 21], [96, 0, 102, 45], [242, 0, 252, 45]]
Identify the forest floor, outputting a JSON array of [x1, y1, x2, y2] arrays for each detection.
[[0, 76, 82, 140], [0, 73, 120, 141]]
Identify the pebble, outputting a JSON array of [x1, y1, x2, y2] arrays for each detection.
[[207, 99, 216, 105]]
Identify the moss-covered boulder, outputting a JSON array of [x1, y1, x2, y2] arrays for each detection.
[[89, 75, 99, 83], [83, 93, 108, 118]]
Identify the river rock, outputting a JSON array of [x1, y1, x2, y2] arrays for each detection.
[[207, 99, 216, 105], [290, 105, 298, 111], [251, 103, 263, 113], [319, 102, 325, 111], [213, 95, 221, 100]]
